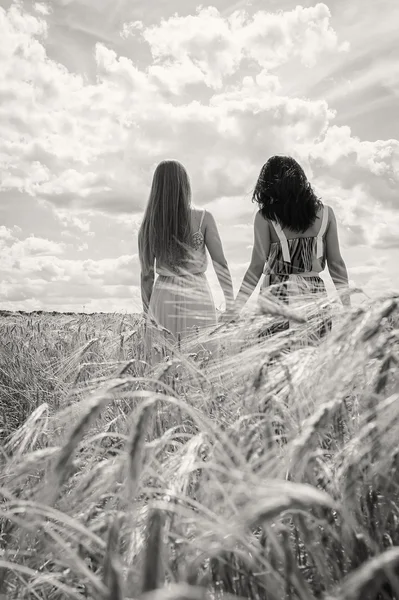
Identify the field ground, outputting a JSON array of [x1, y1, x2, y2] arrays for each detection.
[[0, 292, 399, 600]]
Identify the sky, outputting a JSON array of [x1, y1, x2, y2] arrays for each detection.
[[0, 0, 398, 313]]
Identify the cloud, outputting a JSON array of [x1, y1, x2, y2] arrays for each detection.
[[310, 174, 399, 251], [56, 210, 93, 234], [0, 3, 362, 223], [308, 125, 399, 182], [12, 236, 66, 257], [148, 58, 206, 94], [0, 225, 17, 241], [141, 7, 241, 89], [0, 280, 138, 310], [34, 3, 51, 16], [120, 20, 143, 38], [0, 229, 66, 259], [240, 3, 349, 69], [0, 6, 138, 212], [0, 227, 140, 310], [139, 4, 348, 90], [287, 122, 399, 256], [368, 217, 399, 249]]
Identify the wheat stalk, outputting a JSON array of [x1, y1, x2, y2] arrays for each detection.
[[142, 508, 164, 594], [245, 482, 336, 528], [127, 398, 156, 501], [336, 546, 399, 600], [103, 515, 121, 590], [46, 380, 132, 505]]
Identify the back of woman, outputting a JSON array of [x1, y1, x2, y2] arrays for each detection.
[[234, 155, 350, 338], [154, 207, 208, 277], [138, 160, 234, 363], [260, 159, 328, 299], [265, 204, 327, 286]]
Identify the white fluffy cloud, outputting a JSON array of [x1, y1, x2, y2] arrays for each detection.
[[138, 4, 349, 89], [1, 1, 394, 228], [0, 6, 137, 213], [308, 125, 399, 181], [33, 3, 51, 16], [0, 226, 140, 310], [0, 2, 349, 217]]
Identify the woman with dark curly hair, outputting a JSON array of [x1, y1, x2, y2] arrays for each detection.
[[233, 155, 350, 337]]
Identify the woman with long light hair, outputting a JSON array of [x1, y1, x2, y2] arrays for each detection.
[[139, 160, 234, 361], [232, 155, 350, 337]]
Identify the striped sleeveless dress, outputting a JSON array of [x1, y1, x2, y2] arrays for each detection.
[[261, 205, 332, 338]]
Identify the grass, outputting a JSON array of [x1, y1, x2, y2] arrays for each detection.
[[0, 291, 398, 600]]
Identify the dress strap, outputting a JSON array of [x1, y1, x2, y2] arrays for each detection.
[[272, 220, 291, 263], [198, 209, 206, 230], [316, 206, 328, 259]]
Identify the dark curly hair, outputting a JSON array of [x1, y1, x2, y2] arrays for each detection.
[[253, 155, 322, 233]]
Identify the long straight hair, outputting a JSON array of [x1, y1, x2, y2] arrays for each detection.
[[253, 155, 322, 232], [139, 160, 192, 272]]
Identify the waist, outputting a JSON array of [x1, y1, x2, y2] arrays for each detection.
[[156, 270, 207, 278], [156, 255, 207, 277], [287, 271, 321, 278], [267, 271, 322, 278]]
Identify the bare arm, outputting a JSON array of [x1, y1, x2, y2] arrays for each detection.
[[204, 211, 234, 309], [141, 270, 154, 314], [325, 206, 350, 307], [138, 230, 155, 313], [235, 211, 270, 311]]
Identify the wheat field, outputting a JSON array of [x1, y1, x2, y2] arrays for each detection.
[[0, 292, 399, 600]]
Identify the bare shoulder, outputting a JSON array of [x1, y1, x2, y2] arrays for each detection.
[[254, 210, 269, 228], [202, 208, 216, 227], [191, 206, 203, 215], [191, 206, 207, 227], [191, 207, 203, 219], [323, 204, 336, 223]]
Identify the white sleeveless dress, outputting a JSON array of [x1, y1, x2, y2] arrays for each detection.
[[145, 209, 218, 362]]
